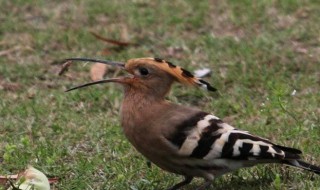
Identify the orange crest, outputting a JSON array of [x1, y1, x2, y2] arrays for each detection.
[[125, 58, 216, 91]]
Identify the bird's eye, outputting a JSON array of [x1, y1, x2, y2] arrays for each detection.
[[139, 67, 149, 76]]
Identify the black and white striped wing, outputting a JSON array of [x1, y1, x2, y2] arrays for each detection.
[[167, 112, 302, 161]]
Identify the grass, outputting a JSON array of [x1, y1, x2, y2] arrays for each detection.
[[0, 0, 319, 189]]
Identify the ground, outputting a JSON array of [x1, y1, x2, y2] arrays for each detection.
[[0, 0, 319, 189]]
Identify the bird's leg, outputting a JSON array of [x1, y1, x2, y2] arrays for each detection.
[[167, 176, 193, 190], [195, 179, 212, 190]]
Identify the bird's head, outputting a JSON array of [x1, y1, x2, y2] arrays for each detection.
[[65, 57, 216, 97]]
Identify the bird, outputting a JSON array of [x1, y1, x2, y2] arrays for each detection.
[[65, 57, 320, 190]]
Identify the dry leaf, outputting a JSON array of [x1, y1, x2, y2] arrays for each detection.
[[90, 63, 108, 81], [58, 61, 72, 76], [0, 175, 58, 185], [0, 175, 18, 185], [90, 31, 135, 47]]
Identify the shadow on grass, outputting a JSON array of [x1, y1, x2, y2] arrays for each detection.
[[185, 176, 274, 190]]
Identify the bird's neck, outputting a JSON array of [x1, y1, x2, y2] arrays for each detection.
[[121, 88, 169, 148], [120, 89, 168, 137]]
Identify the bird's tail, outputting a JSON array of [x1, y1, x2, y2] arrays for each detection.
[[283, 160, 320, 175]]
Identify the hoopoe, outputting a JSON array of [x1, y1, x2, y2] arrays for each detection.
[[65, 57, 320, 190]]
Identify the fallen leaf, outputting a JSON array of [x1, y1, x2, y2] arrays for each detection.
[[90, 31, 135, 47], [0, 175, 58, 186], [0, 175, 18, 185], [58, 61, 72, 76], [90, 63, 108, 81]]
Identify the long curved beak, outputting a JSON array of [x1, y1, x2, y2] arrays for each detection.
[[64, 57, 125, 68], [64, 57, 127, 92], [66, 78, 126, 92]]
